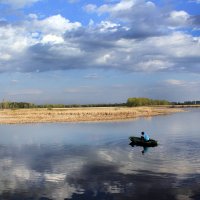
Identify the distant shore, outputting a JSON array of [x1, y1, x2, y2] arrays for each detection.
[[0, 106, 185, 124]]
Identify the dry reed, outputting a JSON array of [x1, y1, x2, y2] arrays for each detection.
[[0, 106, 184, 124]]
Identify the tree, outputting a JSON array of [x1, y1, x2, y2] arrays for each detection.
[[127, 97, 170, 107]]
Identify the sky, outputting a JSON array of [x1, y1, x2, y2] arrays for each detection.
[[0, 0, 199, 104]]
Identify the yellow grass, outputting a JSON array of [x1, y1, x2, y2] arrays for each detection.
[[0, 106, 184, 124]]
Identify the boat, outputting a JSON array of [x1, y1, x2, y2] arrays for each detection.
[[129, 136, 158, 147]]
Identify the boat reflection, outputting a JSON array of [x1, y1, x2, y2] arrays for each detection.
[[129, 141, 157, 155]]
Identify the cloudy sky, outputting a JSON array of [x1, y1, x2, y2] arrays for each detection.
[[0, 0, 199, 104]]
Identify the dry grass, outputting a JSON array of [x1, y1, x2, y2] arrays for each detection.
[[0, 106, 184, 124]]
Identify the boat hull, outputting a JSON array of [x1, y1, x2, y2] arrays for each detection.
[[129, 136, 158, 147]]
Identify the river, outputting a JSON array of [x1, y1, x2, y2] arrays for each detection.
[[0, 108, 199, 199]]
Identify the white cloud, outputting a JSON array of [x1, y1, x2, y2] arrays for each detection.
[[0, 0, 40, 8], [165, 79, 186, 86], [0, 24, 30, 72], [41, 34, 64, 44], [0, 52, 11, 61], [0, 14, 83, 72], [153, 32, 200, 58], [101, 0, 135, 13], [189, 0, 200, 3], [98, 21, 121, 32], [86, 0, 156, 22], [30, 14, 82, 35], [137, 60, 174, 72], [92, 0, 135, 15], [84, 4, 97, 13], [96, 53, 112, 65], [85, 0, 194, 34], [168, 11, 190, 28]]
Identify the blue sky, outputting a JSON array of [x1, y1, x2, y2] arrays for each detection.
[[0, 0, 199, 104]]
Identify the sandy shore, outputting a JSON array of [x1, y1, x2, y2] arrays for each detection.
[[0, 106, 184, 124]]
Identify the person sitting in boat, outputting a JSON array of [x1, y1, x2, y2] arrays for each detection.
[[141, 132, 150, 142]]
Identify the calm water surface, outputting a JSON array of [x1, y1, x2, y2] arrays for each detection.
[[0, 109, 200, 200]]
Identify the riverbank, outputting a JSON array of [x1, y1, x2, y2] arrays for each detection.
[[0, 106, 184, 124]]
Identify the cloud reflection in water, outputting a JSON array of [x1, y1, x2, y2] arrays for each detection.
[[0, 143, 199, 200]]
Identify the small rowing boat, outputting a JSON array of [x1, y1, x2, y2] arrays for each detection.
[[129, 136, 158, 147]]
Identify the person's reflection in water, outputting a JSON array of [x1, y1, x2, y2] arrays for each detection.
[[129, 142, 149, 155], [142, 146, 149, 155]]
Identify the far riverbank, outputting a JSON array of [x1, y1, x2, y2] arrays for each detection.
[[0, 106, 184, 124]]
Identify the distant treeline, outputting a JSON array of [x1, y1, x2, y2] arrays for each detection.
[[172, 101, 200, 105], [0, 101, 126, 109], [0, 101, 36, 109], [1, 98, 199, 109], [37, 103, 126, 108], [126, 98, 170, 107]]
